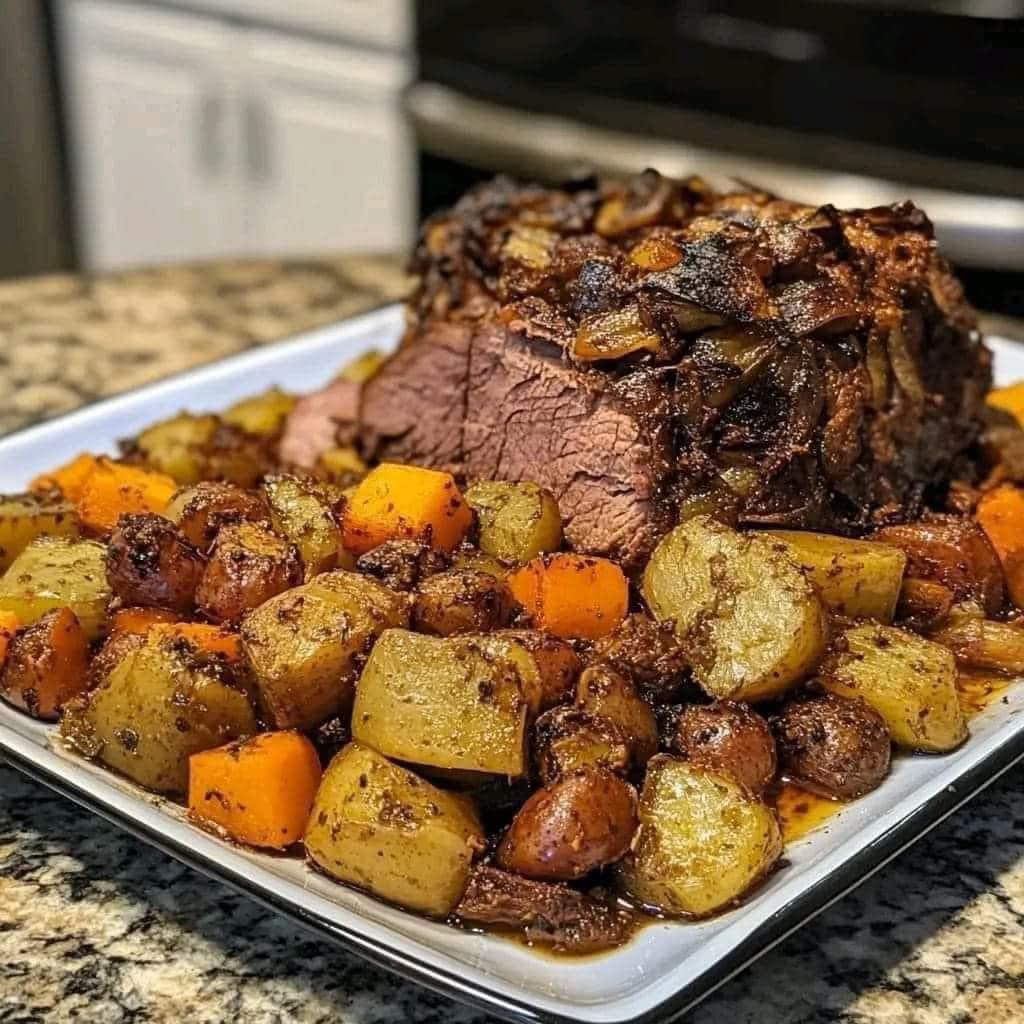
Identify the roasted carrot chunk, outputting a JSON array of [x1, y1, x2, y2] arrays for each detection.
[[342, 463, 473, 555], [977, 485, 1024, 609], [30, 454, 103, 503], [77, 459, 177, 533], [150, 622, 242, 662], [508, 554, 629, 640], [188, 731, 322, 849], [0, 611, 20, 668], [0, 607, 89, 719], [987, 382, 1024, 427], [111, 606, 180, 636]]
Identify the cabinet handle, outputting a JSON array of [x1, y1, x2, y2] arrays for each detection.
[[196, 90, 223, 178], [244, 96, 272, 184]]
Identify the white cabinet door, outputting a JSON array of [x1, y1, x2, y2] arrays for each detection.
[[239, 30, 416, 256], [60, 1, 242, 270]]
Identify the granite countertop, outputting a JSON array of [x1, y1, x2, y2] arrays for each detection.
[[1, 257, 1023, 1024]]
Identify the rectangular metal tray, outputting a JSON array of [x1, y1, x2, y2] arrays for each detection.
[[2, 304, 1022, 1024]]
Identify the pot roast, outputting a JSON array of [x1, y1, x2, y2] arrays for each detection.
[[288, 170, 992, 568]]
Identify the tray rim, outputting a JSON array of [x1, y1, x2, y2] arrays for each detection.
[[2, 304, 1023, 1024]]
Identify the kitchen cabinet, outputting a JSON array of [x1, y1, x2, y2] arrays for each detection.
[[58, 1, 414, 271]]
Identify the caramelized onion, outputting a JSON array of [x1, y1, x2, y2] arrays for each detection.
[[502, 226, 558, 270], [776, 278, 860, 337], [572, 304, 664, 362], [629, 237, 682, 272]]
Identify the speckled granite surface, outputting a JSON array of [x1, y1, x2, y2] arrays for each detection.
[[1, 258, 1022, 1024]]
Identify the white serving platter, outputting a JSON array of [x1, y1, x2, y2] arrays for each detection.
[[1, 303, 1023, 1024]]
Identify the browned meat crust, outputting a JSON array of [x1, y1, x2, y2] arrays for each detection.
[[355, 170, 990, 567], [454, 865, 633, 952]]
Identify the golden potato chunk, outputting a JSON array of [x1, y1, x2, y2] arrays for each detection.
[[263, 475, 345, 579], [762, 530, 906, 622], [241, 570, 408, 731], [62, 634, 257, 794], [464, 481, 563, 565], [643, 517, 827, 701], [352, 629, 533, 776], [0, 494, 80, 571], [576, 664, 659, 766], [822, 623, 966, 752], [135, 412, 220, 485], [305, 743, 484, 917], [617, 756, 782, 917], [0, 537, 110, 639], [222, 387, 296, 437]]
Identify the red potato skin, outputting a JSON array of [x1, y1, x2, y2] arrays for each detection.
[[772, 691, 891, 800], [106, 513, 205, 614], [171, 482, 272, 552], [673, 700, 778, 794], [496, 768, 638, 881], [195, 523, 303, 624]]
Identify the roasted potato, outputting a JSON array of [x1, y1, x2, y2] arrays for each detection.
[[196, 522, 303, 623], [931, 617, 1024, 675], [673, 701, 777, 794], [0, 493, 80, 571], [533, 707, 631, 785], [617, 756, 782, 917], [493, 630, 580, 710], [822, 623, 966, 752], [464, 481, 563, 565], [412, 569, 513, 636], [135, 412, 220, 485], [304, 742, 484, 917], [165, 481, 271, 552], [576, 664, 659, 766], [772, 692, 891, 799], [0, 536, 110, 639], [336, 349, 386, 384], [643, 517, 827, 701], [222, 387, 296, 437], [105, 513, 204, 613], [317, 446, 368, 485], [355, 539, 450, 592], [62, 634, 258, 793], [874, 517, 1005, 617], [241, 570, 408, 731], [496, 769, 638, 881], [262, 475, 345, 579], [88, 629, 147, 691], [762, 531, 906, 622], [0, 608, 90, 719], [352, 629, 533, 776], [590, 613, 690, 702]]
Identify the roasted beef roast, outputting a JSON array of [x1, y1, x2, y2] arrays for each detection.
[[290, 170, 992, 568]]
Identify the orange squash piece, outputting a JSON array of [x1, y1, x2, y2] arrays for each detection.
[[30, 453, 103, 502], [150, 622, 242, 662], [987, 381, 1024, 427], [0, 607, 89, 719], [977, 484, 1024, 609], [0, 611, 21, 668], [188, 731, 322, 849], [77, 459, 177, 533], [111, 607, 180, 637], [508, 553, 629, 640], [342, 462, 473, 555]]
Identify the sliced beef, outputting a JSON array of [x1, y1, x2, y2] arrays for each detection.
[[462, 324, 673, 568], [454, 865, 633, 952], [279, 378, 360, 469], [358, 320, 470, 472]]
